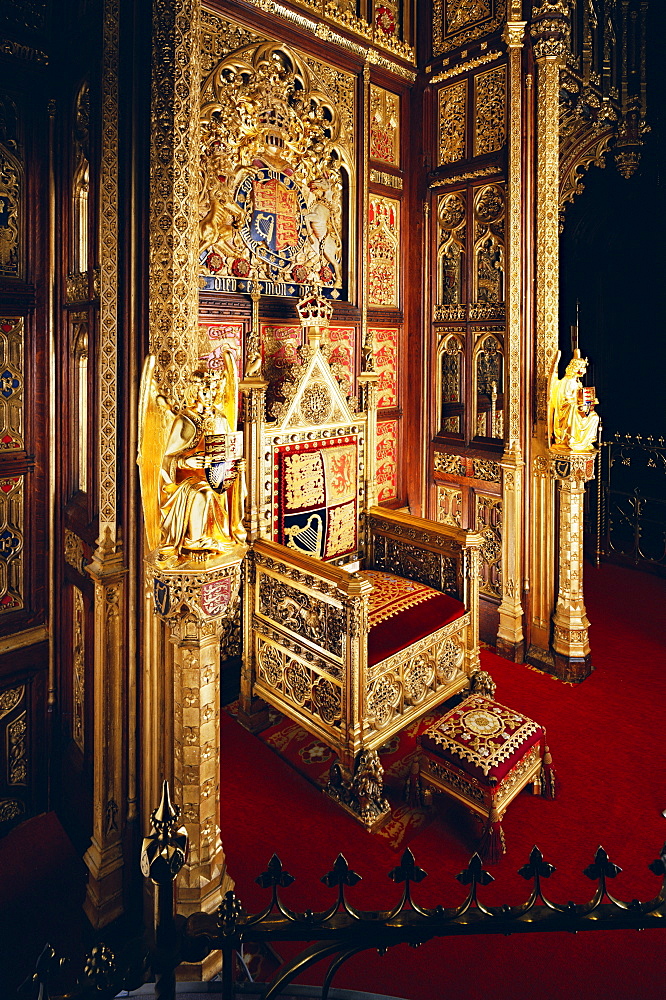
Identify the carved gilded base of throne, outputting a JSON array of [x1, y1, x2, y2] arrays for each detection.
[[325, 749, 391, 833]]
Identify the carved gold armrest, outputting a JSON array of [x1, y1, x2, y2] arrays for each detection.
[[367, 506, 482, 600]]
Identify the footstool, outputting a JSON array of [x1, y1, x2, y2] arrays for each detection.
[[416, 694, 556, 862]]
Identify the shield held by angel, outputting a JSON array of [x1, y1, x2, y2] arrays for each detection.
[[138, 350, 247, 563]]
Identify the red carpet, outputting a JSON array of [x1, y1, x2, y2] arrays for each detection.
[[220, 563, 666, 999], [0, 812, 88, 996]]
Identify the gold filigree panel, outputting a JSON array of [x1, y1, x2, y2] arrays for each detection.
[[73, 586, 85, 753], [475, 492, 502, 599], [98, 0, 120, 532], [0, 475, 23, 613], [371, 326, 398, 408], [377, 419, 398, 503], [199, 42, 353, 300], [368, 196, 400, 308], [438, 82, 466, 166], [436, 484, 463, 527], [149, 0, 202, 406], [432, 0, 506, 57], [437, 192, 466, 305], [370, 85, 400, 167], [0, 317, 23, 451], [474, 65, 506, 157], [438, 332, 464, 435], [199, 8, 260, 74], [473, 183, 505, 307], [0, 147, 20, 278]]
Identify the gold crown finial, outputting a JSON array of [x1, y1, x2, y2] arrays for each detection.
[[296, 290, 333, 331]]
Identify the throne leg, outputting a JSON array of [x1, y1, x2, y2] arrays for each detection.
[[325, 748, 391, 832]]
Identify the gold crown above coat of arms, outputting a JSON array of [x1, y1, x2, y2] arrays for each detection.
[[296, 292, 334, 330]]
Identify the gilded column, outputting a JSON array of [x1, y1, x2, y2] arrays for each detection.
[[144, 0, 240, 931], [83, 0, 127, 929], [550, 454, 595, 681], [146, 559, 240, 978], [496, 16, 527, 662], [528, 2, 569, 664], [83, 539, 126, 928]]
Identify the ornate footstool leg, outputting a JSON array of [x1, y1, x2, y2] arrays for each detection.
[[403, 758, 432, 808]]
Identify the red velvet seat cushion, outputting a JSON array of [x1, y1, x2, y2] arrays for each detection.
[[419, 695, 545, 787], [361, 569, 466, 668]]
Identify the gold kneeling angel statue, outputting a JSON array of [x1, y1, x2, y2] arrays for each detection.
[[138, 348, 247, 563]]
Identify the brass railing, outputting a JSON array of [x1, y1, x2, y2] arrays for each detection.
[[595, 433, 666, 573], [27, 782, 666, 1000]]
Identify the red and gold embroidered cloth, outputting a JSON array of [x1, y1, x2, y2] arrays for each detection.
[[362, 570, 466, 667], [419, 695, 545, 785], [360, 570, 439, 626], [275, 437, 358, 561]]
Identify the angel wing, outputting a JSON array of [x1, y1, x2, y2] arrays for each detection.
[[547, 349, 561, 446], [218, 344, 240, 430], [137, 355, 174, 552]]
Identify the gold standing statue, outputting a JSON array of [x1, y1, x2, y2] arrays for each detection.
[[138, 348, 247, 562], [548, 351, 599, 453]]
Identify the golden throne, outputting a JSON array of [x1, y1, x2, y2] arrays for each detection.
[[239, 293, 482, 828]]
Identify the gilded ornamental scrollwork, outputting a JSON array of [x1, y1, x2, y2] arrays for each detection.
[[198, 42, 353, 300], [432, 0, 506, 58], [258, 573, 345, 658]]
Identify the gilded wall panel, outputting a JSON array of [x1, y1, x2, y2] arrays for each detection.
[[436, 484, 463, 527], [475, 492, 502, 599], [368, 196, 400, 308], [0, 317, 24, 452], [0, 148, 20, 279], [72, 586, 85, 754], [474, 333, 504, 441], [438, 332, 464, 435], [473, 183, 504, 307], [437, 193, 466, 305], [328, 325, 356, 386], [473, 65, 506, 157], [370, 85, 400, 167], [432, 0, 506, 57], [0, 474, 23, 613], [371, 326, 398, 409], [438, 82, 466, 166], [198, 320, 244, 377], [199, 8, 260, 74], [199, 43, 354, 301], [376, 419, 398, 503]]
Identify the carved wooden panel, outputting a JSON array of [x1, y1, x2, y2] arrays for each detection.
[[328, 325, 356, 386], [370, 85, 400, 167], [377, 419, 398, 503], [474, 65, 506, 157], [198, 318, 244, 377], [475, 492, 502, 599], [0, 317, 24, 451], [371, 326, 399, 409], [0, 475, 24, 614], [0, 645, 48, 835], [368, 196, 400, 308], [438, 82, 466, 165]]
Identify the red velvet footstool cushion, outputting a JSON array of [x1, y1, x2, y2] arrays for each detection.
[[419, 694, 545, 787], [361, 569, 466, 668]]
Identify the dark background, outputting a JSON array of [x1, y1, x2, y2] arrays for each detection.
[[560, 3, 666, 438]]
